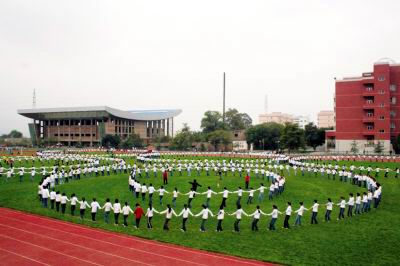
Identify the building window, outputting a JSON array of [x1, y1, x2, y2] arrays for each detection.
[[367, 112, 374, 117], [379, 129, 385, 133], [390, 123, 396, 129], [380, 103, 385, 107], [379, 116, 385, 120], [367, 125, 374, 130], [390, 84, 397, 92], [378, 76, 385, 81], [379, 89, 385, 94], [391, 97, 397, 104], [366, 99, 374, 104], [366, 87, 373, 91], [390, 111, 396, 118]]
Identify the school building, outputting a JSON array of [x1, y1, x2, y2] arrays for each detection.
[[18, 106, 182, 146], [326, 60, 400, 153]]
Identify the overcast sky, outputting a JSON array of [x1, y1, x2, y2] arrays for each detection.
[[1, 0, 399, 136]]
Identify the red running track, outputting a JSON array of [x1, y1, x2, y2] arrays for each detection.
[[0, 207, 276, 266]]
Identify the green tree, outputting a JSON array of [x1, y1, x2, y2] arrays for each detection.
[[101, 134, 121, 148], [280, 123, 305, 152], [350, 140, 359, 154], [225, 108, 252, 130], [121, 134, 144, 149], [200, 111, 226, 133], [245, 122, 283, 150], [304, 123, 326, 150], [170, 130, 193, 150], [207, 130, 232, 151], [2, 130, 23, 138], [374, 141, 384, 154]]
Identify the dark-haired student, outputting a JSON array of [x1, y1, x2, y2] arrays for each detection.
[[249, 205, 267, 231], [216, 205, 225, 232], [55, 191, 61, 212], [70, 193, 78, 216], [90, 198, 101, 221], [283, 202, 292, 229], [134, 203, 145, 228], [49, 190, 56, 210], [310, 200, 319, 224], [230, 204, 248, 232], [60, 193, 69, 214], [324, 198, 333, 222], [355, 193, 362, 215], [195, 204, 214, 232], [145, 203, 159, 229], [177, 204, 194, 232], [266, 205, 282, 231], [122, 202, 134, 227], [159, 204, 177, 231], [294, 202, 308, 226], [112, 199, 121, 225], [337, 197, 346, 220], [78, 197, 90, 220], [347, 193, 354, 217], [102, 198, 112, 223]]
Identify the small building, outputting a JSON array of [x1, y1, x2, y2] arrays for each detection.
[[317, 110, 335, 128], [18, 106, 182, 146]]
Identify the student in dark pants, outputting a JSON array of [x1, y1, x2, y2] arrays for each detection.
[[249, 205, 266, 231], [310, 200, 319, 224], [324, 198, 333, 222], [283, 202, 292, 229], [337, 197, 346, 220], [216, 205, 225, 232], [134, 203, 145, 228]]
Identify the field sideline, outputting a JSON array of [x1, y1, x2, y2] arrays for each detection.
[[0, 156, 399, 265]]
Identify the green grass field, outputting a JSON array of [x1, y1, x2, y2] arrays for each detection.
[[0, 156, 399, 265]]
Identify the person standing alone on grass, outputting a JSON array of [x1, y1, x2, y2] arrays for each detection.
[[163, 170, 168, 185], [245, 174, 250, 189]]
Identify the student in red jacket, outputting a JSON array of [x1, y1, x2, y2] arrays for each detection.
[[245, 174, 250, 189], [134, 203, 145, 228], [163, 170, 168, 185]]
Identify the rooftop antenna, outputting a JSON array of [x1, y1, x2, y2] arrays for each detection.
[[32, 88, 36, 108], [223, 72, 226, 124]]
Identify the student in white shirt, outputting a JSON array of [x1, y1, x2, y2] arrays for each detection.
[[310, 200, 319, 224], [283, 202, 292, 229], [172, 187, 179, 208], [249, 205, 266, 231], [55, 191, 61, 212], [122, 202, 134, 227], [324, 198, 333, 222], [216, 205, 225, 232], [49, 189, 56, 210], [159, 204, 177, 231], [337, 196, 346, 220], [102, 198, 112, 224], [112, 199, 122, 225], [266, 205, 282, 231], [177, 204, 194, 232], [78, 197, 91, 220], [70, 193, 78, 216], [185, 189, 200, 208], [195, 204, 214, 232], [41, 187, 50, 208], [157, 186, 169, 206], [90, 198, 101, 221], [230, 205, 248, 232], [145, 203, 159, 229], [218, 187, 230, 208], [294, 202, 308, 226], [355, 193, 362, 215], [347, 193, 355, 217], [60, 193, 69, 214], [202, 186, 217, 208]]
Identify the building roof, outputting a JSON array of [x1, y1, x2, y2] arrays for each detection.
[[18, 106, 182, 121]]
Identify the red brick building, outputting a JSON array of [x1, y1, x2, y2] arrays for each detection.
[[326, 61, 400, 153]]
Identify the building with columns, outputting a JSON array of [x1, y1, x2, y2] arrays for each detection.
[[18, 106, 182, 146]]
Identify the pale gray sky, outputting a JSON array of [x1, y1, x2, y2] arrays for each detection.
[[1, 0, 399, 136]]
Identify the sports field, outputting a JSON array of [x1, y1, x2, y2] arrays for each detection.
[[0, 156, 399, 265]]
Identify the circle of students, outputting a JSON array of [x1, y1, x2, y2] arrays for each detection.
[[33, 154, 385, 233]]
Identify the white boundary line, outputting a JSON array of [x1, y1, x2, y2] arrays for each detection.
[[0, 214, 204, 266], [0, 223, 153, 266], [0, 247, 50, 266], [2, 208, 272, 266], [0, 233, 101, 266]]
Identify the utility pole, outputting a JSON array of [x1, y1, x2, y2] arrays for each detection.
[[223, 72, 226, 124]]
